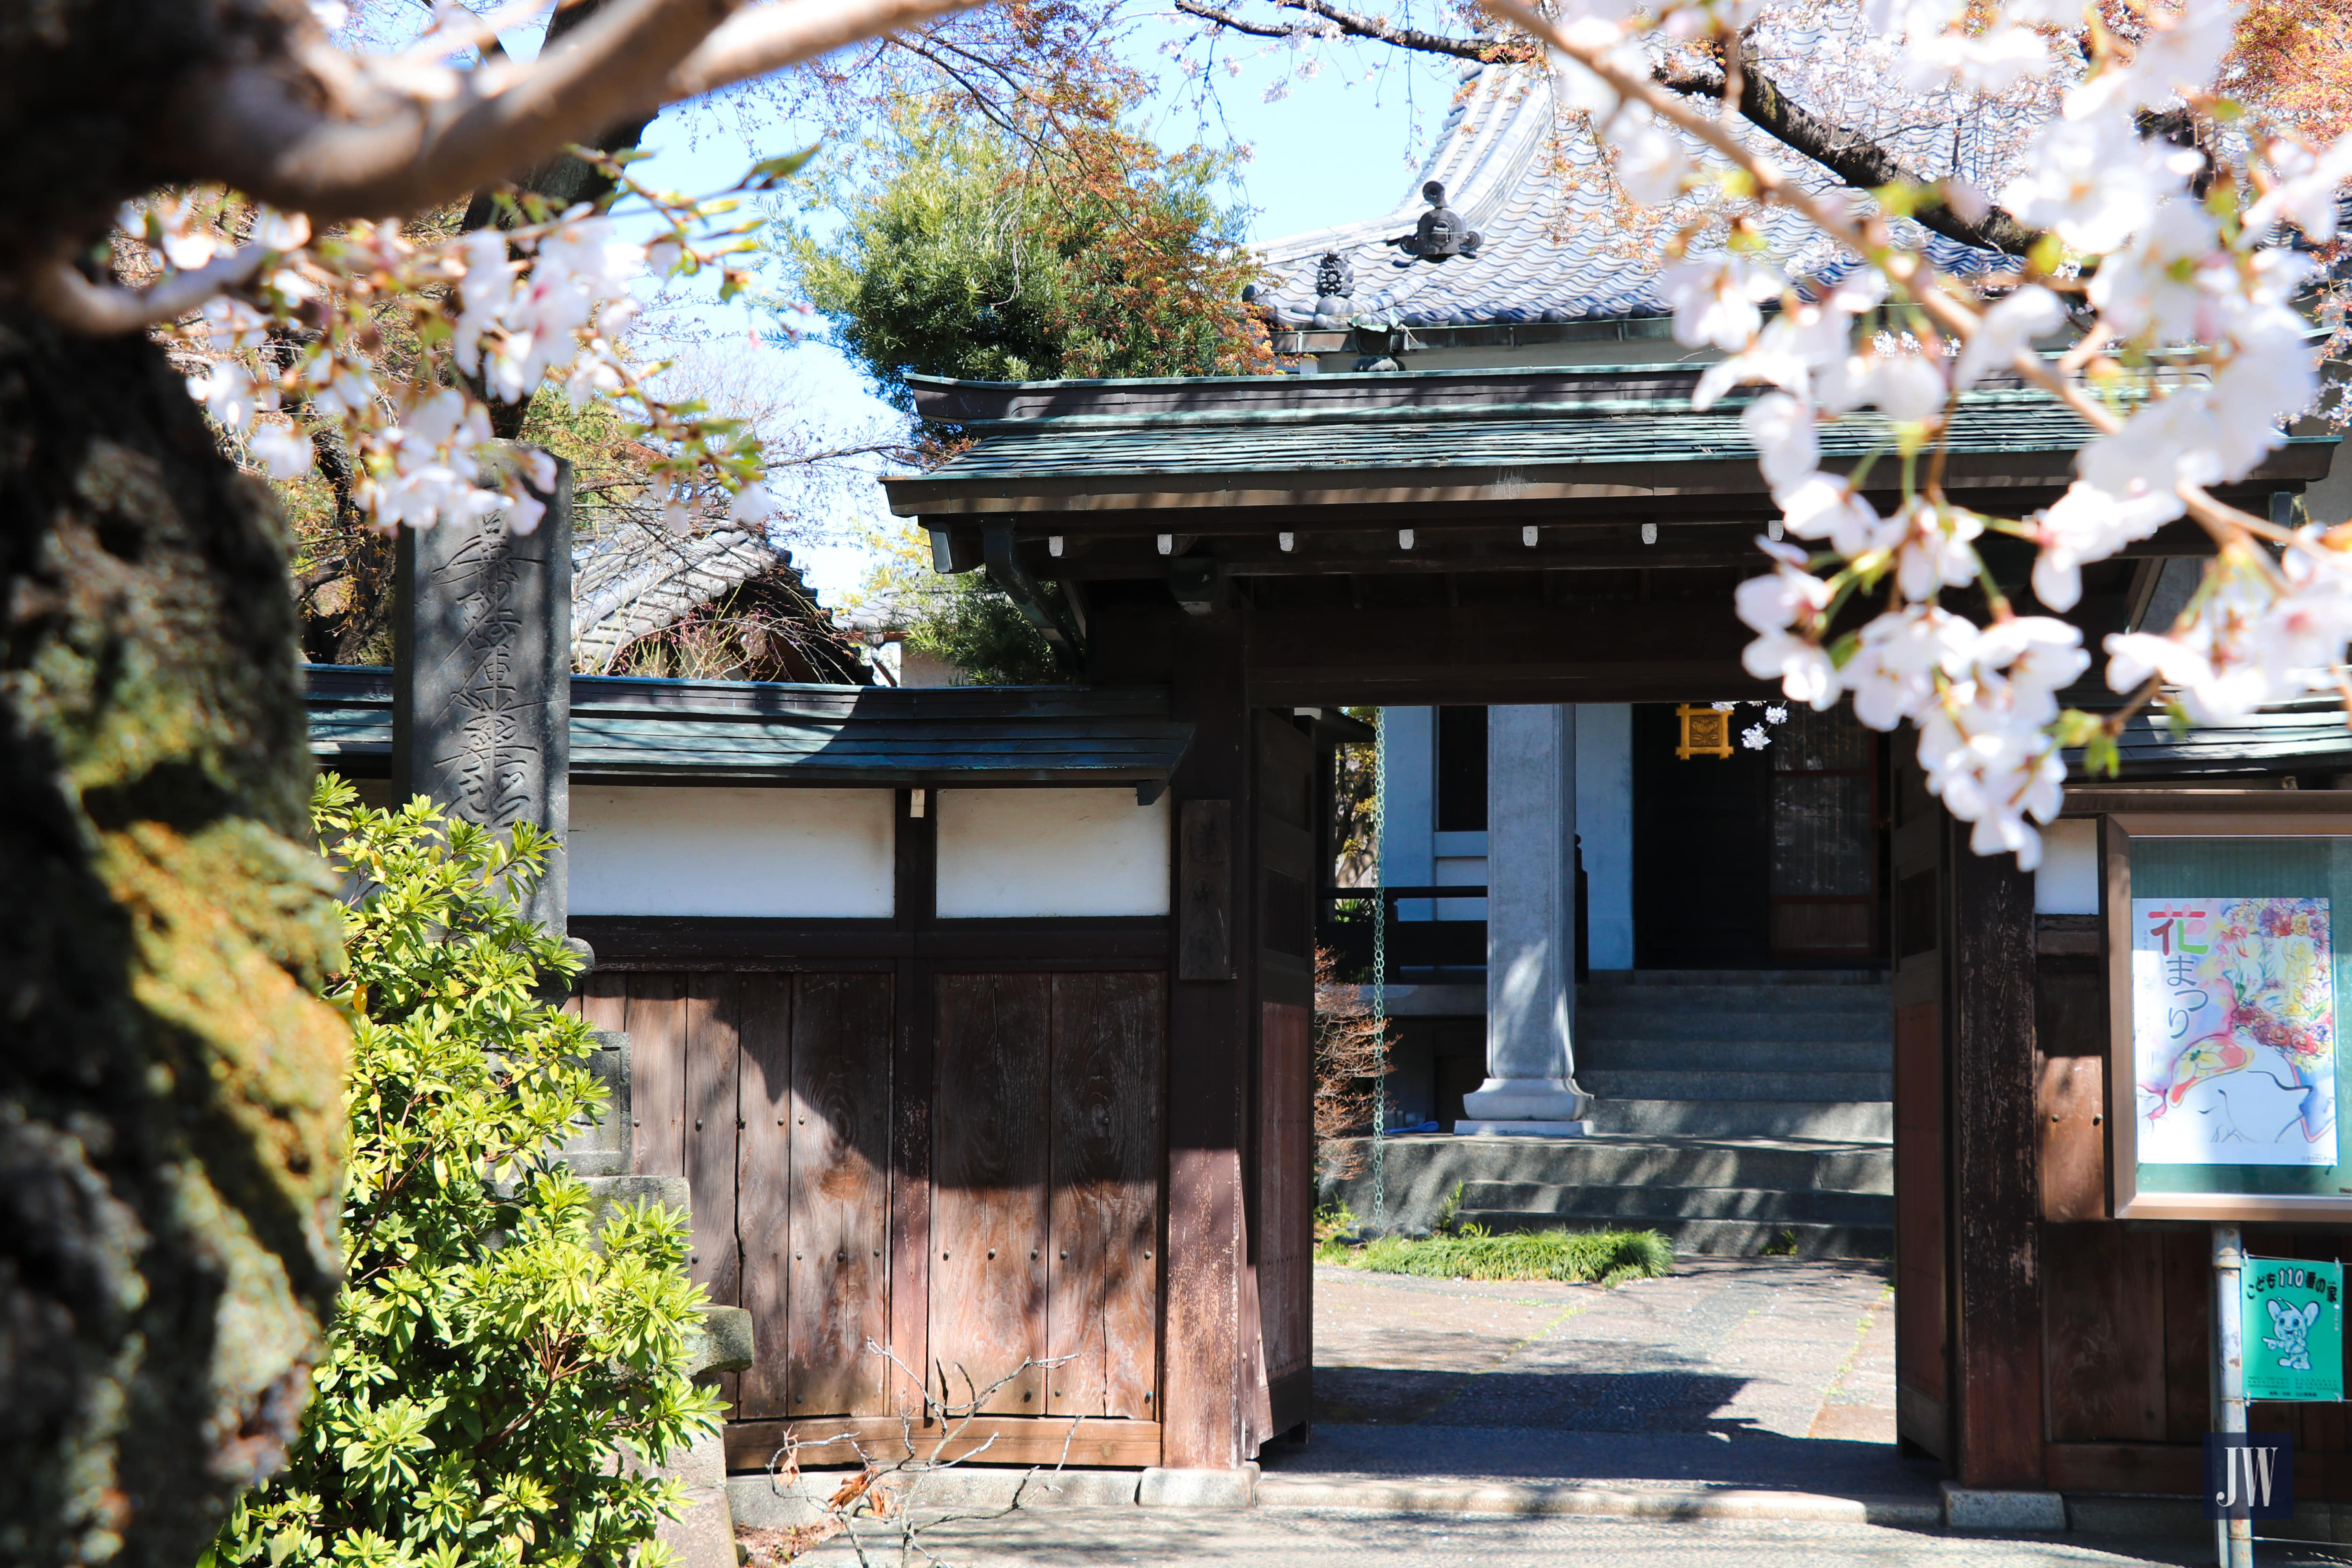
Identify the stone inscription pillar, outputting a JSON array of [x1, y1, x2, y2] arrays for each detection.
[[391, 456, 572, 935], [1459, 704, 1592, 1136]]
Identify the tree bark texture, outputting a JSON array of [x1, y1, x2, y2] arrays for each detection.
[[0, 306, 349, 1568]]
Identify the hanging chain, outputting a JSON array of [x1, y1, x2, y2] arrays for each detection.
[[1370, 705, 1388, 1232]]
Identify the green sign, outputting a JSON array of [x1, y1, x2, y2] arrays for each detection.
[[2244, 1257, 2345, 1402]]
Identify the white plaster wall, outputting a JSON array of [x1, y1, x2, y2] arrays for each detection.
[[569, 786, 895, 917], [2034, 817, 2101, 915], [1575, 703, 1635, 970], [935, 789, 1170, 917]]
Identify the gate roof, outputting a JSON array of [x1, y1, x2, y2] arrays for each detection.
[[303, 665, 1193, 791]]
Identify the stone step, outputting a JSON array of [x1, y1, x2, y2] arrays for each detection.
[[1583, 1098, 1895, 1141], [1457, 1145, 1892, 1198], [1375, 1133, 1892, 1193], [1579, 1008, 1891, 1042], [1586, 969, 1889, 989], [1581, 1068, 1893, 1103], [1579, 1038, 1892, 1073], [1581, 1001, 1891, 1025], [1316, 1133, 1894, 1236], [1465, 1214, 1893, 1260], [1460, 1180, 1892, 1227]]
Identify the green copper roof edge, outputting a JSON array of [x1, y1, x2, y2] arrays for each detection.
[[951, 388, 2088, 434]]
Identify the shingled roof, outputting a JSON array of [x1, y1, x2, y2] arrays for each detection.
[[1245, 53, 2018, 335]]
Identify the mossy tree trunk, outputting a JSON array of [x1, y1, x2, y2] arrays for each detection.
[[0, 306, 350, 1568]]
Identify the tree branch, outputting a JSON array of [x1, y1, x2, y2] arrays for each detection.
[[1173, 0, 1503, 62], [1651, 58, 2038, 256], [27, 245, 267, 333], [158, 0, 985, 225], [660, 0, 993, 100]]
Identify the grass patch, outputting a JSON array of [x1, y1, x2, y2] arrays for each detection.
[[1321, 1226, 1674, 1286]]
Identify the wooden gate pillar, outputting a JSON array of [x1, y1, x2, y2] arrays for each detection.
[[1948, 822, 2047, 1487], [1163, 606, 1254, 1469]]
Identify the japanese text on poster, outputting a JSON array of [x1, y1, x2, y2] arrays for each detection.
[[2132, 897, 2336, 1166]]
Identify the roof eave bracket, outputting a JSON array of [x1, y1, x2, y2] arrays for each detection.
[[982, 524, 1086, 676]]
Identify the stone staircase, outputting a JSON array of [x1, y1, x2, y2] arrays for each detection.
[[1455, 971, 1894, 1258]]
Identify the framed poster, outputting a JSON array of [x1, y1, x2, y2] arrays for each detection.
[[2108, 812, 2352, 1220]]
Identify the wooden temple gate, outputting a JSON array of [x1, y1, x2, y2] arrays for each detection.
[[363, 354, 2352, 1487], [577, 964, 1168, 1465]]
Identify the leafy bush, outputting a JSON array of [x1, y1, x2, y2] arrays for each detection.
[[207, 778, 721, 1568], [1332, 1228, 1675, 1287]]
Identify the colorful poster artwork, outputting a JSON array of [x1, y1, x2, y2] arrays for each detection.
[[2132, 897, 2336, 1166]]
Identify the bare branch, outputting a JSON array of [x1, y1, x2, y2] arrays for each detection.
[[663, 0, 993, 99], [1651, 57, 2037, 256], [1174, 0, 1500, 60], [27, 245, 267, 334], [160, 0, 984, 225]]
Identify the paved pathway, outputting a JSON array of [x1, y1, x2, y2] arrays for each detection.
[[1265, 1256, 1926, 1500], [786, 1506, 2234, 1567]]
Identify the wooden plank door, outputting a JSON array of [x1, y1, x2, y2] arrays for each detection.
[[736, 975, 795, 1422], [1047, 973, 1164, 1421], [785, 973, 894, 1417], [735, 972, 895, 1422], [930, 973, 1052, 1414]]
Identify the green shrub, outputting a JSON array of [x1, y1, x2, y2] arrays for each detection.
[[1338, 1228, 1675, 1287], [207, 779, 721, 1568]]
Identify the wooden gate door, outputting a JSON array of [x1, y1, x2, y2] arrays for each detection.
[[930, 972, 1164, 1445]]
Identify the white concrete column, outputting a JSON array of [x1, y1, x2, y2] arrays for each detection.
[[1459, 704, 1592, 1136]]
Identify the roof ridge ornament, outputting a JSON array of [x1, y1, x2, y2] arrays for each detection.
[[1387, 181, 1483, 264]]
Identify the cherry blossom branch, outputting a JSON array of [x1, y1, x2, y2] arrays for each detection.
[[27, 244, 267, 334], [1649, 57, 2037, 255]]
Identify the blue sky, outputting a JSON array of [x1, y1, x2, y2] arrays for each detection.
[[560, 16, 1461, 601]]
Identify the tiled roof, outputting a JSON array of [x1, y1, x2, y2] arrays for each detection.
[[2067, 696, 2352, 779], [303, 665, 1193, 789], [571, 525, 790, 674], [1245, 55, 2017, 332], [916, 378, 2102, 484]]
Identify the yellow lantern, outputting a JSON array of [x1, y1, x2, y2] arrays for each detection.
[[1676, 704, 1735, 760]]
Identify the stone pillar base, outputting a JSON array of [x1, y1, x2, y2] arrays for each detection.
[[1458, 1077, 1592, 1136]]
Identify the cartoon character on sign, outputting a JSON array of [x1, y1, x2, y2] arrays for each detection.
[[2267, 1298, 2322, 1373], [2138, 899, 2334, 1148]]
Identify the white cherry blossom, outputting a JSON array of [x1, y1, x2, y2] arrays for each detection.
[[1735, 541, 1835, 633], [1661, 256, 1787, 353], [1778, 473, 1889, 556], [1950, 285, 2066, 390], [1740, 392, 1818, 494], [249, 421, 314, 480]]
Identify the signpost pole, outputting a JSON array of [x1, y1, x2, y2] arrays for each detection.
[[2214, 1221, 2252, 1568]]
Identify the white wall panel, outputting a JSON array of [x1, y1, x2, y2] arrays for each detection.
[[2034, 817, 2101, 915], [570, 786, 895, 917], [935, 788, 1169, 918]]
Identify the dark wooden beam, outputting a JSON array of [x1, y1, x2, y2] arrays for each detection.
[[1161, 608, 1254, 1469], [1947, 824, 2046, 1488], [1241, 600, 1767, 707]]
